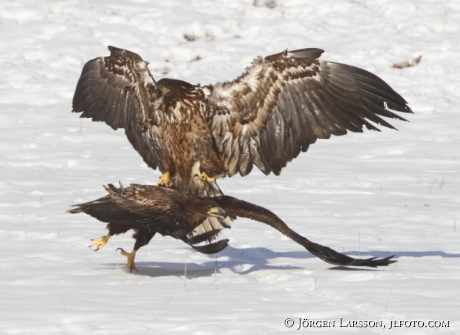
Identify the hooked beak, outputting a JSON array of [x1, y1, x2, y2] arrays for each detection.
[[156, 88, 163, 99], [207, 206, 227, 219], [156, 86, 170, 99]]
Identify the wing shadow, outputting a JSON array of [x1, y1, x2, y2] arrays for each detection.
[[103, 246, 460, 278], [104, 245, 460, 277]]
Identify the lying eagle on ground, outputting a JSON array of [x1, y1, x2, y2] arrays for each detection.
[[69, 183, 396, 272], [72, 46, 412, 236]]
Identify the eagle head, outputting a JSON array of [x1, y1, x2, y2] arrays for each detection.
[[205, 204, 227, 219], [187, 198, 227, 219], [156, 78, 194, 99]]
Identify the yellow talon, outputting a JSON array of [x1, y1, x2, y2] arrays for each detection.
[[117, 248, 138, 272], [195, 172, 215, 189], [90, 235, 112, 251], [156, 172, 172, 187], [195, 172, 215, 188]]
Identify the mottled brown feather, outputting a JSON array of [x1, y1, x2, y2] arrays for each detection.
[[69, 184, 396, 268]]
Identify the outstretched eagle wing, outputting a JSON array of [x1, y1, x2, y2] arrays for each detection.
[[206, 48, 413, 176], [214, 195, 396, 268], [72, 46, 164, 171]]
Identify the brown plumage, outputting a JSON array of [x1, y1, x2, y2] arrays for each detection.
[[69, 183, 396, 271], [72, 46, 412, 235], [69, 183, 229, 271]]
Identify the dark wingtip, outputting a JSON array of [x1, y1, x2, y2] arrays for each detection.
[[343, 254, 397, 268], [191, 239, 229, 254], [187, 229, 222, 245], [289, 48, 324, 60], [107, 45, 120, 54], [303, 240, 397, 268]]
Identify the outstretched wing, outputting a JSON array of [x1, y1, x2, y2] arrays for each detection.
[[72, 46, 164, 171], [214, 195, 396, 268], [206, 48, 413, 176]]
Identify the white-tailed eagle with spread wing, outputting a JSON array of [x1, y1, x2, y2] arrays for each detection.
[[72, 46, 412, 235], [69, 183, 396, 272]]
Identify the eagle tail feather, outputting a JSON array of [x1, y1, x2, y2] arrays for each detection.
[[188, 180, 232, 240]]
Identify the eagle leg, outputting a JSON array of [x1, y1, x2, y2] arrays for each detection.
[[194, 172, 215, 189], [156, 172, 172, 187], [116, 248, 138, 272], [89, 234, 112, 251]]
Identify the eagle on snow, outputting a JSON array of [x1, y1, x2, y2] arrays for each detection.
[[69, 183, 396, 271], [72, 46, 412, 235]]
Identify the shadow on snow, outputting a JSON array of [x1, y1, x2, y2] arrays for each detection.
[[103, 247, 460, 277]]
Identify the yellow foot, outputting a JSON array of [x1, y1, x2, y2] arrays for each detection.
[[116, 248, 138, 272], [194, 172, 215, 189], [90, 235, 112, 251], [156, 172, 172, 187]]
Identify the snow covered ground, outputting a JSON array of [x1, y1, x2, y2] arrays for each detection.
[[1, 0, 459, 333]]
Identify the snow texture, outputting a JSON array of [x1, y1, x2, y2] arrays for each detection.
[[1, 0, 459, 334]]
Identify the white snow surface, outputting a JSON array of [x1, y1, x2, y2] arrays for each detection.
[[1, 0, 459, 334]]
